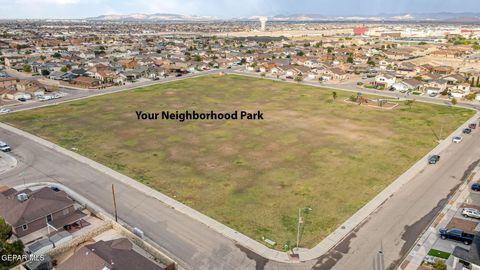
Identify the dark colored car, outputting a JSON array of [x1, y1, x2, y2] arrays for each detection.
[[469, 123, 477, 129], [463, 128, 472, 134], [18, 98, 26, 102], [428, 155, 440, 164], [472, 183, 480, 192], [439, 228, 474, 245]]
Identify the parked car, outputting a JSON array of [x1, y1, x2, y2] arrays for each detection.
[[428, 155, 440, 164], [469, 123, 477, 129], [39, 95, 53, 101], [429, 93, 437, 97], [18, 98, 26, 102], [462, 208, 480, 219], [452, 136, 463, 143], [472, 183, 480, 191], [0, 108, 11, 114], [0, 141, 11, 152], [463, 128, 472, 134], [439, 228, 474, 245]]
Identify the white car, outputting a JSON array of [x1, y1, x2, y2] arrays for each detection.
[[0, 108, 11, 113], [462, 208, 480, 219], [0, 141, 11, 152], [39, 95, 53, 101], [452, 136, 463, 143]]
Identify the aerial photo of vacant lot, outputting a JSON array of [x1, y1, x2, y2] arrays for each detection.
[[0, 74, 474, 249]]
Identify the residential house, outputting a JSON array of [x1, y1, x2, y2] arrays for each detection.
[[49, 71, 67, 80], [88, 64, 116, 83], [56, 238, 171, 270], [425, 79, 448, 92], [325, 67, 349, 81], [72, 76, 100, 88], [0, 77, 17, 89], [452, 234, 480, 270], [442, 74, 466, 85], [0, 186, 86, 238], [279, 65, 310, 78], [391, 82, 410, 92], [118, 58, 139, 70], [449, 83, 471, 98], [396, 62, 419, 78], [432, 66, 454, 75], [375, 73, 396, 89], [402, 79, 424, 91], [421, 73, 443, 82]]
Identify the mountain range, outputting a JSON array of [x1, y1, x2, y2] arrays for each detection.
[[86, 12, 480, 22]]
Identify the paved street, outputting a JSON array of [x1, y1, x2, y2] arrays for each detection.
[[0, 71, 479, 270]]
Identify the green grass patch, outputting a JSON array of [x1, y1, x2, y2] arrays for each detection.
[[0, 74, 474, 250], [428, 249, 451, 260]]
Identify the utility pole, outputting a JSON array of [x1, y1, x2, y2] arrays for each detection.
[[296, 208, 302, 251], [295, 207, 312, 253], [112, 184, 118, 222]]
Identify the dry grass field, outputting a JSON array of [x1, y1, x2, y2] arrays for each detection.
[[0, 74, 474, 249]]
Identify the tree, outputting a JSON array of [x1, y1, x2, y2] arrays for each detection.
[[451, 97, 458, 105], [22, 64, 31, 73], [347, 56, 354, 63], [0, 217, 23, 268], [41, 69, 50, 76], [465, 93, 476, 101], [432, 260, 447, 270], [0, 218, 11, 241], [294, 76, 303, 82], [193, 55, 202, 62], [296, 51, 305, 56], [332, 91, 337, 100], [52, 52, 61, 58], [60, 65, 68, 72], [404, 100, 414, 109]]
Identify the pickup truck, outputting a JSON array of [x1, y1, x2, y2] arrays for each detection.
[[439, 228, 474, 245]]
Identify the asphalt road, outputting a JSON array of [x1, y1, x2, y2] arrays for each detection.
[[0, 71, 479, 270]]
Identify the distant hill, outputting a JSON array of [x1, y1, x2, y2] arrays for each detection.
[[86, 12, 480, 22], [86, 13, 218, 21], [262, 12, 480, 22]]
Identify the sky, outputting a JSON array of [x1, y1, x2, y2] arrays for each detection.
[[0, 0, 479, 19]]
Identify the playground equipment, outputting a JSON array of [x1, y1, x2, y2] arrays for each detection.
[[356, 92, 369, 104]]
